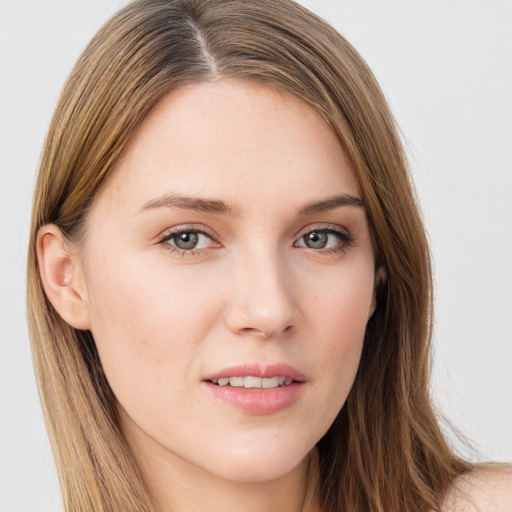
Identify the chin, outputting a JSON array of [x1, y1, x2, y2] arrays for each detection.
[[201, 435, 311, 483]]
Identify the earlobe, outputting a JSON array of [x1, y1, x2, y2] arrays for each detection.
[[369, 266, 387, 317], [36, 224, 91, 330]]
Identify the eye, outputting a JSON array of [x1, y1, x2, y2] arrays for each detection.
[[159, 228, 216, 252], [295, 228, 353, 252]]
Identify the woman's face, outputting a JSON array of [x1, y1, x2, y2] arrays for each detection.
[[79, 81, 377, 483]]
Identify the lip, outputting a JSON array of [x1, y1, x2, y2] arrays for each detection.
[[203, 363, 306, 382], [202, 363, 306, 415]]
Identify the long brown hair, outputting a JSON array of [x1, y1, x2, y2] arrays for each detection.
[[27, 0, 471, 510]]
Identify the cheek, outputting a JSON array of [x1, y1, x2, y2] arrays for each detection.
[[303, 268, 374, 419], [306, 265, 374, 347], [83, 253, 222, 405]]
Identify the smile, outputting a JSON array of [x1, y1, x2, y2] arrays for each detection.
[[203, 363, 305, 415], [210, 376, 294, 388]]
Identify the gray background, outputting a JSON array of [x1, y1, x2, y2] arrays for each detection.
[[1, 1, 511, 510]]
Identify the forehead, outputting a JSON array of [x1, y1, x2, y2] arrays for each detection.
[[91, 80, 359, 217]]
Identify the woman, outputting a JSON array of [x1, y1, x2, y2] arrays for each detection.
[[27, 0, 511, 511]]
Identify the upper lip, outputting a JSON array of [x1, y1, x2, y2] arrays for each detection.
[[203, 363, 306, 382]]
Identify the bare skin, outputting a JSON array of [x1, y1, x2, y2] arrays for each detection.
[[442, 467, 512, 512]]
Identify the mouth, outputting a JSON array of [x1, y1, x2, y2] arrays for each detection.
[[208, 376, 294, 389], [203, 362, 305, 387], [202, 363, 305, 415]]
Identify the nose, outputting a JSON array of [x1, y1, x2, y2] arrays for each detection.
[[225, 247, 299, 339]]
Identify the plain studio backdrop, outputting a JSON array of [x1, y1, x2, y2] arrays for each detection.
[[0, 1, 511, 510]]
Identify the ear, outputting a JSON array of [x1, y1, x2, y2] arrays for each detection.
[[369, 266, 387, 317], [36, 224, 91, 330]]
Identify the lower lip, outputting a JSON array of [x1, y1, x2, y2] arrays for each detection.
[[203, 381, 304, 415]]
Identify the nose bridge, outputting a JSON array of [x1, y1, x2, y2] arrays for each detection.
[[226, 239, 297, 338]]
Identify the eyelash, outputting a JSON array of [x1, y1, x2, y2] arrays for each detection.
[[157, 224, 354, 257], [296, 226, 355, 255], [157, 226, 218, 257]]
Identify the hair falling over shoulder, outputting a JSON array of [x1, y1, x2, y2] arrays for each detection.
[[27, 0, 474, 510]]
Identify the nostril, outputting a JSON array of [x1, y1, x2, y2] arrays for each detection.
[[240, 327, 271, 339], [239, 325, 293, 339], [225, 283, 298, 338]]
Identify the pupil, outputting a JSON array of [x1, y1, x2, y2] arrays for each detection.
[[306, 231, 327, 249], [175, 232, 198, 250]]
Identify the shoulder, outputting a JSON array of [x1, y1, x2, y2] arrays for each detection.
[[441, 465, 512, 512]]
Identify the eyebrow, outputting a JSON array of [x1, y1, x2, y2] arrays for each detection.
[[139, 194, 236, 215], [298, 194, 364, 215], [138, 192, 364, 216]]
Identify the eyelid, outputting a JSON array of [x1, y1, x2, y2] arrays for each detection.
[[294, 223, 351, 240], [156, 224, 222, 255], [157, 224, 218, 241], [293, 223, 354, 252]]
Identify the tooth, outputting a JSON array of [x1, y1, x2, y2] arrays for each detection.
[[284, 378, 293, 386], [277, 376, 286, 386], [244, 376, 262, 388], [262, 377, 279, 388], [229, 376, 244, 387], [217, 378, 230, 386]]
